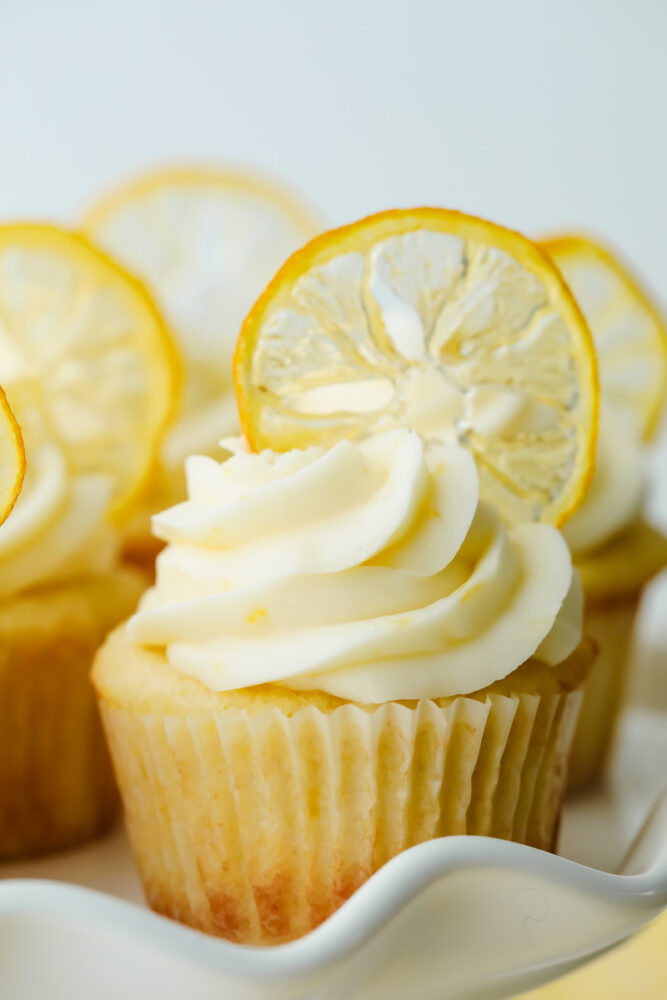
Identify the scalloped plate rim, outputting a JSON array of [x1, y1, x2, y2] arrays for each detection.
[[1, 806, 667, 981]]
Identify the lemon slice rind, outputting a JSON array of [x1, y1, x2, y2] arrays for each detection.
[[235, 208, 599, 527], [0, 385, 25, 525], [541, 232, 667, 441], [82, 165, 322, 455], [0, 223, 180, 520]]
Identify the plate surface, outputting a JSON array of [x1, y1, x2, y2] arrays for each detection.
[[1, 706, 666, 1000]]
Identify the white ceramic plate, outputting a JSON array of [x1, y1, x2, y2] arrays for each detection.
[[1, 706, 666, 1000]]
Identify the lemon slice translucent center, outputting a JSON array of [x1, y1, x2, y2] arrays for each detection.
[[248, 229, 589, 524]]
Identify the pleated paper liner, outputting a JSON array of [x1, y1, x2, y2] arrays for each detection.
[[94, 632, 593, 945], [0, 566, 147, 859]]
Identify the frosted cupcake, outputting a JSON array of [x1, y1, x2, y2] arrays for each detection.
[[541, 232, 667, 788], [563, 407, 667, 790], [0, 221, 177, 858], [0, 433, 146, 857], [93, 429, 592, 944]]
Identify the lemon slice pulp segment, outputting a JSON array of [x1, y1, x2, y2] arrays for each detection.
[[235, 208, 598, 526], [0, 224, 179, 519], [83, 166, 322, 453], [542, 233, 667, 440], [0, 385, 25, 525]]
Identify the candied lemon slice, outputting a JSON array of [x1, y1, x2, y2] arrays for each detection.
[[542, 233, 667, 440], [235, 208, 598, 526], [0, 224, 179, 518], [0, 385, 25, 524], [82, 166, 321, 450]]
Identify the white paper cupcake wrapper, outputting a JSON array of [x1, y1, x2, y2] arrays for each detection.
[[100, 682, 582, 944]]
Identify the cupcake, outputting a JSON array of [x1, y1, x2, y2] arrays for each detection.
[[0, 222, 177, 858], [0, 435, 147, 858], [541, 233, 667, 790], [93, 429, 593, 944], [562, 408, 667, 790], [82, 165, 321, 570]]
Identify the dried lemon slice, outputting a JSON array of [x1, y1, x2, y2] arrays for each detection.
[[83, 166, 321, 456], [541, 233, 667, 440], [0, 223, 179, 518], [235, 208, 598, 526], [0, 385, 25, 524]]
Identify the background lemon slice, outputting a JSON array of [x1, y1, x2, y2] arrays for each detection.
[[83, 166, 322, 461], [541, 233, 667, 440], [0, 224, 179, 519], [235, 208, 598, 526], [0, 386, 25, 525]]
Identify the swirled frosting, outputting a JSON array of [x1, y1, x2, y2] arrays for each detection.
[[563, 405, 643, 557], [0, 440, 117, 600], [129, 429, 581, 702]]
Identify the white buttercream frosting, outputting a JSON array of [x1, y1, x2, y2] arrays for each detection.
[[0, 440, 117, 600], [563, 405, 643, 556], [128, 429, 581, 702]]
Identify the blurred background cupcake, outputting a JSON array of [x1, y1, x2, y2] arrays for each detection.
[[0, 223, 178, 857], [543, 234, 667, 790], [81, 166, 322, 568]]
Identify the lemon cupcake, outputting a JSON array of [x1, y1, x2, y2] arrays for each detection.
[[542, 233, 667, 790], [562, 409, 667, 789], [94, 430, 593, 944], [0, 439, 148, 858], [82, 165, 321, 569], [0, 223, 177, 858], [95, 207, 599, 942]]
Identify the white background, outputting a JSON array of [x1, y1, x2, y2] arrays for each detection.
[[1, 0, 666, 293]]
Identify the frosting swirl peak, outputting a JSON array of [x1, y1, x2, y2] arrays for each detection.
[[129, 429, 581, 701]]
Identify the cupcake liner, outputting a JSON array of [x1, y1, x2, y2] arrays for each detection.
[[0, 568, 146, 859], [568, 597, 638, 792], [99, 678, 584, 945]]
